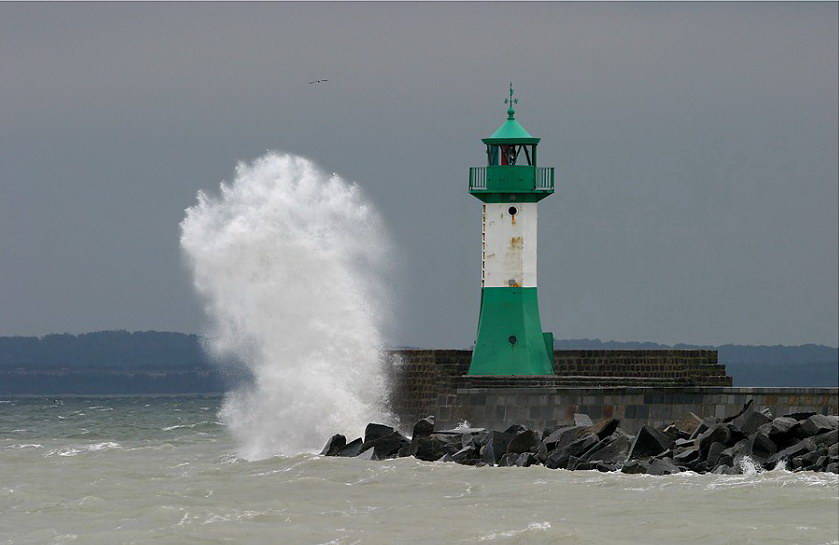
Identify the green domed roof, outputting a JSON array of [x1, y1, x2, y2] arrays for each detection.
[[482, 84, 540, 145]]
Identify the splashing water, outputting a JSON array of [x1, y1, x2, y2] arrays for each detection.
[[180, 152, 392, 459]]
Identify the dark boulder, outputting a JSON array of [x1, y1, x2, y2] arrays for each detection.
[[543, 426, 586, 451], [648, 457, 681, 476], [337, 437, 364, 457], [765, 417, 801, 448], [798, 414, 838, 438], [545, 434, 598, 469], [545, 451, 571, 470], [732, 409, 773, 435], [408, 435, 448, 462], [451, 445, 480, 465], [480, 431, 513, 465], [803, 429, 839, 451], [621, 460, 651, 474], [498, 452, 519, 467], [587, 418, 621, 440], [706, 441, 727, 467], [412, 416, 436, 438], [320, 434, 346, 456], [628, 425, 673, 460], [507, 429, 541, 455], [785, 411, 817, 421], [364, 423, 396, 444], [503, 424, 529, 435], [585, 433, 633, 466], [745, 432, 777, 462], [363, 431, 410, 459], [698, 424, 732, 457], [673, 446, 700, 465], [515, 452, 539, 467], [565, 433, 600, 458]]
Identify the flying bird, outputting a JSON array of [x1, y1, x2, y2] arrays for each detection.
[[308, 79, 329, 84]]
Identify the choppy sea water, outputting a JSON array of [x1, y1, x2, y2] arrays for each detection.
[[1, 397, 837, 545]]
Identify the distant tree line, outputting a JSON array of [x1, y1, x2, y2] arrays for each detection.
[[0, 331, 836, 394]]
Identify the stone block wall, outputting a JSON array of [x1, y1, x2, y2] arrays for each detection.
[[384, 349, 835, 433]]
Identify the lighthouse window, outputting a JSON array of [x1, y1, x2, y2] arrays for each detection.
[[508, 206, 518, 216], [508, 336, 518, 345]]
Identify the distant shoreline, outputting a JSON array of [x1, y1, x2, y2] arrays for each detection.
[[0, 330, 836, 394]]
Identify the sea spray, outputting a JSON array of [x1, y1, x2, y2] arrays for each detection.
[[180, 152, 393, 459]]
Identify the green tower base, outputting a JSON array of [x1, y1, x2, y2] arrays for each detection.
[[468, 287, 554, 375]]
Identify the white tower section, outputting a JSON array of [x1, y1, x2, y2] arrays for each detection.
[[481, 202, 538, 289]]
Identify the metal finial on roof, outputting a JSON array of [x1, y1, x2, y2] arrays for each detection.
[[504, 82, 518, 119]]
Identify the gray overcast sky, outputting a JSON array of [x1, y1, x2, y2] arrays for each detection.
[[1, 2, 836, 347]]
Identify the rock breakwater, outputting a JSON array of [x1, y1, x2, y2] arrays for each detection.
[[322, 401, 839, 475]]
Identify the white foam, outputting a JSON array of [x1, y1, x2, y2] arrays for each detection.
[[180, 152, 393, 460]]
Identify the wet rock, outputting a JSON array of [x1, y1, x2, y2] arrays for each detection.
[[320, 434, 346, 456], [765, 417, 801, 448], [498, 452, 519, 467], [745, 432, 777, 462], [799, 414, 838, 438], [732, 409, 774, 435], [503, 424, 528, 435], [706, 441, 727, 467], [698, 424, 732, 457], [363, 430, 410, 459], [826, 462, 839, 474], [587, 418, 620, 440], [543, 426, 590, 452], [515, 452, 539, 467], [711, 464, 730, 474], [621, 460, 650, 474], [507, 429, 541, 455], [337, 438, 364, 457], [584, 433, 633, 466], [803, 429, 838, 451], [628, 425, 672, 460], [480, 431, 513, 465], [785, 411, 817, 421], [545, 434, 598, 469], [764, 441, 810, 468], [673, 446, 700, 465], [574, 413, 594, 427], [412, 416, 436, 438], [364, 423, 395, 445], [543, 441, 585, 469], [451, 445, 480, 465], [648, 457, 681, 475], [408, 435, 448, 462]]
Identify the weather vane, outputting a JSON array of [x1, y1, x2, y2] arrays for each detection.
[[504, 82, 518, 119]]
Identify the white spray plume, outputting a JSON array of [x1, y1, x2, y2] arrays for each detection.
[[180, 152, 392, 459]]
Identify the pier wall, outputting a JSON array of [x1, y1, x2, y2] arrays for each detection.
[[385, 349, 838, 432]]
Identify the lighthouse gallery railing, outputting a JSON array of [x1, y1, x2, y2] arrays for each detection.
[[469, 166, 554, 192]]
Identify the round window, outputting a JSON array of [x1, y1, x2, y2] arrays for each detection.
[[508, 206, 518, 216], [508, 335, 517, 345]]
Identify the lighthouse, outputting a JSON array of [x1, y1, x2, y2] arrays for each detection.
[[467, 84, 555, 375]]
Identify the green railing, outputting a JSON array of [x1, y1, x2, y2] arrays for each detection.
[[535, 166, 554, 191], [469, 166, 554, 192]]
